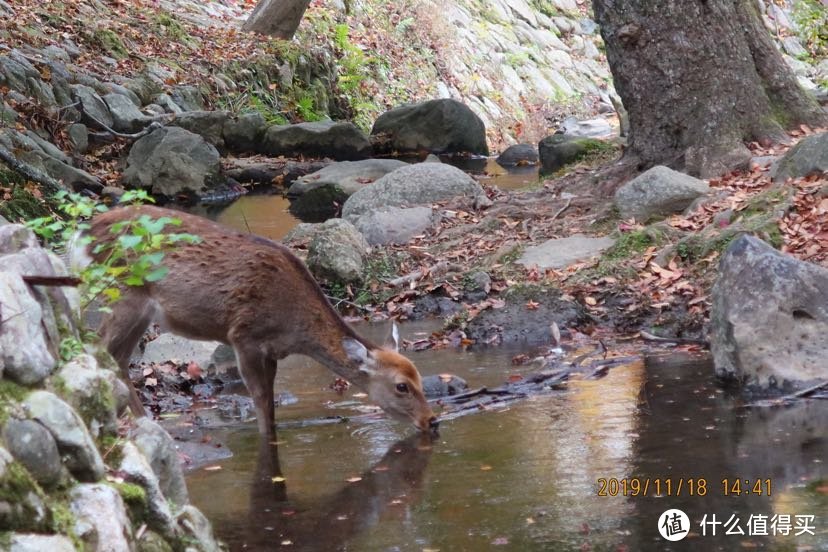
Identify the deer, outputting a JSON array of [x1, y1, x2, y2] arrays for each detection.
[[74, 205, 438, 436]]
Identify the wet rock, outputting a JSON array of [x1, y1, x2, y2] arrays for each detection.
[[223, 111, 267, 153], [353, 206, 434, 245], [172, 110, 230, 151], [23, 391, 105, 482], [711, 235, 828, 388], [465, 286, 586, 345], [0, 271, 56, 385], [342, 162, 484, 222], [72, 84, 114, 129], [287, 159, 407, 221], [371, 98, 489, 156], [496, 143, 538, 166], [176, 505, 222, 552], [9, 534, 76, 552], [560, 116, 614, 138], [306, 218, 370, 283], [538, 134, 607, 174], [123, 126, 222, 196], [131, 418, 189, 507], [142, 333, 221, 371], [614, 166, 710, 221], [67, 123, 89, 155], [70, 483, 133, 552], [104, 92, 152, 133], [772, 131, 828, 183], [422, 374, 469, 398], [2, 418, 62, 488], [517, 234, 615, 270], [209, 343, 237, 376], [261, 121, 371, 160], [55, 354, 118, 438], [119, 442, 176, 535]]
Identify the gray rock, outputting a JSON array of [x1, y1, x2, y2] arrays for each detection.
[[70, 483, 133, 552], [27, 78, 57, 110], [20, 149, 100, 189], [772, 131, 828, 183], [176, 505, 222, 552], [561, 117, 614, 138], [170, 85, 205, 112], [0, 56, 31, 94], [424, 153, 442, 163], [172, 110, 230, 150], [103, 82, 142, 106], [103, 92, 151, 133], [518, 234, 616, 270], [42, 45, 71, 63], [0, 214, 8, 225], [782, 36, 809, 58], [261, 121, 371, 160], [23, 391, 105, 482], [119, 442, 176, 535], [2, 418, 62, 487], [123, 126, 222, 196], [538, 134, 606, 174], [614, 166, 710, 221], [281, 222, 320, 244], [131, 418, 189, 507], [0, 224, 38, 254], [711, 235, 828, 388], [209, 343, 237, 375], [306, 218, 370, 283], [223, 111, 267, 152], [124, 75, 161, 106], [23, 130, 71, 165], [67, 123, 89, 154], [496, 143, 538, 166], [421, 374, 468, 398], [353, 206, 434, 245], [9, 534, 76, 552], [141, 333, 222, 369], [55, 354, 118, 438], [153, 93, 185, 115], [371, 99, 489, 156], [287, 159, 407, 220], [72, 84, 114, 129], [0, 272, 56, 385], [342, 162, 484, 221]]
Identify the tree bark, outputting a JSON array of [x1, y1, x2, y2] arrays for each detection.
[[242, 0, 313, 40], [592, 0, 828, 178]]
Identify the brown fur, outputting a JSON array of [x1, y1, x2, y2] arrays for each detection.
[[88, 205, 435, 434]]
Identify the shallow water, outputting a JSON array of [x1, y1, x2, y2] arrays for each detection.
[[186, 324, 828, 552]]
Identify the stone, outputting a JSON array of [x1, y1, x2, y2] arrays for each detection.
[[421, 374, 469, 398], [2, 418, 62, 487], [772, 131, 828, 183], [560, 116, 614, 138], [24, 131, 70, 165], [176, 505, 222, 552], [306, 218, 370, 283], [781, 36, 809, 58], [0, 223, 38, 254], [518, 234, 616, 270], [70, 483, 133, 552], [223, 111, 267, 153], [104, 92, 152, 133], [72, 84, 114, 129], [342, 162, 484, 221], [142, 333, 222, 369], [9, 534, 76, 552], [614, 166, 710, 221], [711, 235, 828, 388], [19, 149, 101, 190], [119, 442, 176, 535], [170, 85, 205, 112], [55, 354, 119, 438], [261, 121, 371, 160], [371, 98, 489, 156], [0, 272, 56, 385], [124, 75, 161, 106], [123, 126, 222, 196], [538, 134, 607, 174], [287, 159, 407, 221], [353, 206, 434, 245], [171, 110, 230, 150], [23, 391, 105, 482], [496, 143, 538, 166], [67, 123, 89, 155], [131, 418, 189, 506]]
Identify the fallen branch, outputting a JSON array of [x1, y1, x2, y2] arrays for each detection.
[[22, 275, 82, 287], [742, 380, 828, 408], [550, 197, 572, 221], [640, 330, 709, 347], [0, 143, 66, 194]]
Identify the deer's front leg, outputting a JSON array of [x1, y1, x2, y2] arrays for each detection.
[[233, 343, 277, 435]]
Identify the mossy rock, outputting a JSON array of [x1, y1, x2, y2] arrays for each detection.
[[538, 135, 613, 174]]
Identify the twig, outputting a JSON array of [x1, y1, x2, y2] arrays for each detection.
[[326, 295, 371, 312], [640, 330, 709, 346], [22, 275, 82, 287], [385, 261, 460, 288], [742, 381, 828, 408], [550, 198, 572, 221], [0, 143, 67, 194]]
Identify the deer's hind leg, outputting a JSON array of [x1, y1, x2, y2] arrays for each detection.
[[233, 342, 278, 435], [98, 289, 156, 415]]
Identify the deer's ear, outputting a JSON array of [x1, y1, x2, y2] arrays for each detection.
[[343, 338, 377, 375], [386, 321, 400, 352]]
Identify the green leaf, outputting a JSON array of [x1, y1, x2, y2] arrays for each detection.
[[118, 234, 143, 250], [144, 266, 169, 282]]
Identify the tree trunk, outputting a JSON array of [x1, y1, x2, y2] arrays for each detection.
[[592, 0, 828, 178], [242, 0, 313, 39]]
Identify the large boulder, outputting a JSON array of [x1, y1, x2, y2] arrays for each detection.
[[131, 418, 189, 507], [496, 143, 538, 166], [614, 165, 710, 221], [306, 218, 370, 283], [287, 159, 407, 221], [103, 93, 151, 133], [71, 84, 114, 129], [371, 98, 489, 155], [2, 419, 63, 487], [69, 483, 133, 552], [538, 134, 607, 174], [353, 206, 434, 245], [342, 162, 485, 222], [261, 121, 371, 160], [123, 126, 222, 196], [172, 111, 231, 151], [223, 112, 267, 153], [711, 235, 828, 388], [772, 131, 828, 182]]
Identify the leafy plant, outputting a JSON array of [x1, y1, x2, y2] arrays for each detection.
[[792, 0, 828, 59]]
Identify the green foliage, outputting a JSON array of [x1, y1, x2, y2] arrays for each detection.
[[792, 0, 827, 59], [91, 27, 128, 59], [0, 379, 28, 425], [296, 94, 323, 122], [604, 230, 655, 260], [329, 23, 381, 130], [27, 190, 200, 312], [58, 337, 84, 363]]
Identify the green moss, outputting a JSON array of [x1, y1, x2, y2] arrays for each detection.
[[99, 435, 124, 467], [110, 481, 147, 524], [604, 230, 655, 260], [92, 28, 129, 59], [154, 13, 194, 44], [76, 378, 116, 437], [0, 380, 29, 425], [0, 179, 51, 222], [48, 500, 82, 550]]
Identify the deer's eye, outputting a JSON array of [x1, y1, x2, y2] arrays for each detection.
[[395, 383, 409, 394]]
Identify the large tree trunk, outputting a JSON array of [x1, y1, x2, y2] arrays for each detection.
[[242, 0, 312, 39], [593, 0, 827, 178]]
